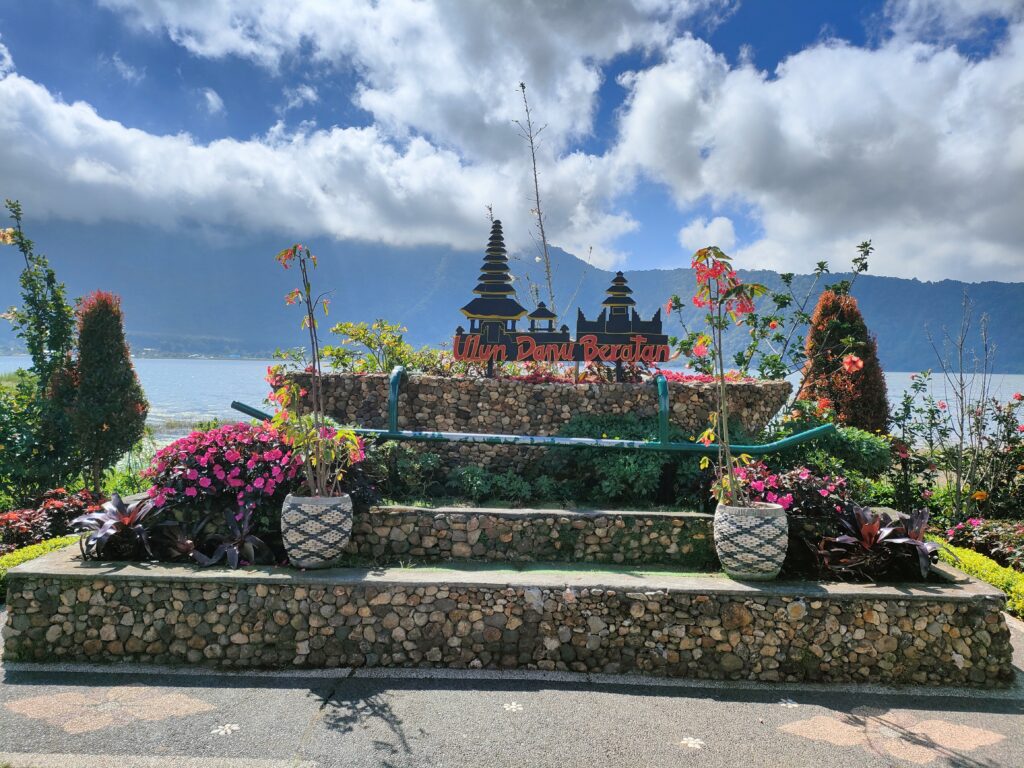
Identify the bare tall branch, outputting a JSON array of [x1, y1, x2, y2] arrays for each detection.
[[514, 81, 556, 315]]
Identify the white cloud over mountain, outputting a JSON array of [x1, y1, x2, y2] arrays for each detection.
[[0, 0, 1021, 281]]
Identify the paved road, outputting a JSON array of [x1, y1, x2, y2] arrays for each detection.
[[1, 611, 1022, 768]]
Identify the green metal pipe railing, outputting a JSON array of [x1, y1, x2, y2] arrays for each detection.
[[232, 365, 835, 456]]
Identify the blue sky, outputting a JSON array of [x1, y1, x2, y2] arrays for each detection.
[[0, 0, 1021, 280]]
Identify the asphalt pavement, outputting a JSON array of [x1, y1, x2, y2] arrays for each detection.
[[1, 609, 1022, 768]]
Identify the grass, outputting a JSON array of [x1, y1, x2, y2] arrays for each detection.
[[0, 536, 78, 600]]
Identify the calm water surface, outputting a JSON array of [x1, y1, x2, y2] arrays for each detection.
[[2, 356, 1022, 441]]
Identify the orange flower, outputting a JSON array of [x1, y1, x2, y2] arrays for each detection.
[[971, 490, 989, 502], [842, 354, 864, 374]]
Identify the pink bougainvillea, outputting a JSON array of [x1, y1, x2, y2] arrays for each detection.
[[143, 422, 299, 511]]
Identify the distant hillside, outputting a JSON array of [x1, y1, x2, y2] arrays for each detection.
[[1, 220, 1022, 372]]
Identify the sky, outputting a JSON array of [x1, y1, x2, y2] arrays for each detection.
[[0, 0, 1022, 282]]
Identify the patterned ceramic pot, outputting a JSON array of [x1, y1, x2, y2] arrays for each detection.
[[281, 493, 353, 569], [713, 502, 788, 581]]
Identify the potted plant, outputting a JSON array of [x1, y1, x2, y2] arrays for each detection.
[[691, 247, 787, 580], [270, 243, 365, 569]]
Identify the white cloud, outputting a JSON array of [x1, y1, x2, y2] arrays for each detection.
[[279, 84, 318, 115], [98, 0, 717, 162], [0, 73, 636, 262], [0, 35, 13, 78], [201, 87, 225, 115], [678, 216, 735, 252], [884, 0, 1024, 42], [1, 0, 1020, 282], [612, 14, 1024, 280], [110, 52, 145, 83]]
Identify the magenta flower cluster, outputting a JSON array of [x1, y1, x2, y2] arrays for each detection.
[[143, 423, 299, 510], [732, 461, 851, 517]]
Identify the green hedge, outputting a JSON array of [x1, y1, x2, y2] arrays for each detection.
[[937, 539, 1024, 619], [0, 536, 78, 601]]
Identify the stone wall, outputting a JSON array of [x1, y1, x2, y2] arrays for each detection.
[[3, 550, 1013, 686], [347, 506, 715, 568], [300, 373, 791, 473]]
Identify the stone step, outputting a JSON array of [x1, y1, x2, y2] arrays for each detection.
[[345, 504, 716, 569], [3, 547, 1013, 687]]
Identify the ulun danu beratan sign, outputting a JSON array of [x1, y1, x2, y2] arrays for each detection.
[[453, 219, 670, 369]]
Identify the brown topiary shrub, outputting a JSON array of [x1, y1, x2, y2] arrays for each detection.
[[797, 290, 888, 433]]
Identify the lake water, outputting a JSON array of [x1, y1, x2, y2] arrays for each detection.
[[2, 356, 1022, 441]]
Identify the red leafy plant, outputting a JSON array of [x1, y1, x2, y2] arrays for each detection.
[[0, 508, 53, 555], [72, 492, 158, 561], [144, 422, 299, 512], [819, 505, 940, 580]]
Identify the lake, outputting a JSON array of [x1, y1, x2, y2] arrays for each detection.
[[1, 356, 1022, 441]]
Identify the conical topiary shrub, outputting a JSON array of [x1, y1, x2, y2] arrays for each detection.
[[70, 291, 148, 492], [797, 289, 888, 433]]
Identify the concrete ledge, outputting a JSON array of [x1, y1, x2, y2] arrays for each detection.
[[347, 505, 716, 568], [2, 548, 1014, 686]]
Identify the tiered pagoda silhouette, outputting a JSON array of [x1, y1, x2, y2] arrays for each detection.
[[576, 271, 668, 346], [455, 220, 570, 365], [454, 217, 667, 375]]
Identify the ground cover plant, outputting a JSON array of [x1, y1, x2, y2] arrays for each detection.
[[0, 536, 78, 599]]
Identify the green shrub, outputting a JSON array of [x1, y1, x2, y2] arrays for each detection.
[[365, 442, 445, 500], [446, 466, 493, 502], [0, 536, 77, 599], [68, 291, 149, 492], [555, 413, 710, 508], [532, 475, 566, 504], [497, 471, 534, 507], [936, 540, 1024, 619]]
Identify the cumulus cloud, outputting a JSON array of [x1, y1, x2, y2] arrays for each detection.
[[0, 0, 1020, 281], [679, 216, 735, 252], [0, 73, 635, 260], [97, 0, 716, 162], [201, 87, 225, 115], [0, 35, 13, 77], [613, 14, 1024, 280]]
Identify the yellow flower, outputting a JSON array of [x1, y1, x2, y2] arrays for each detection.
[[971, 490, 989, 502], [0, 228, 16, 245]]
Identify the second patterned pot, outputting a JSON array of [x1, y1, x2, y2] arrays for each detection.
[[281, 493, 353, 569], [713, 502, 788, 581]]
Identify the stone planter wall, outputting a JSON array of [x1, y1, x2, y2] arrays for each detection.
[[3, 549, 1013, 687], [295, 373, 791, 473], [346, 506, 715, 568]]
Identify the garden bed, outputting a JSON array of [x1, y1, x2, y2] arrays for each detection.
[[2, 547, 1013, 686]]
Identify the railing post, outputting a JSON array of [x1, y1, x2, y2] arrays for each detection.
[[655, 373, 670, 445], [388, 365, 405, 434]]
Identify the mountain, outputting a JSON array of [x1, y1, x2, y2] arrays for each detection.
[[1, 220, 1022, 372]]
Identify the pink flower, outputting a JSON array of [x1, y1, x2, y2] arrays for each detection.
[[766, 491, 778, 503], [692, 343, 709, 358], [253, 477, 265, 489], [1018, 424, 1024, 433], [778, 494, 793, 510], [199, 477, 212, 488], [153, 494, 166, 507], [225, 449, 241, 463], [185, 468, 198, 480], [1014, 392, 1023, 401], [798, 468, 810, 481], [184, 487, 198, 497], [937, 400, 948, 411], [818, 489, 829, 497], [751, 480, 765, 493], [842, 354, 864, 374]]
